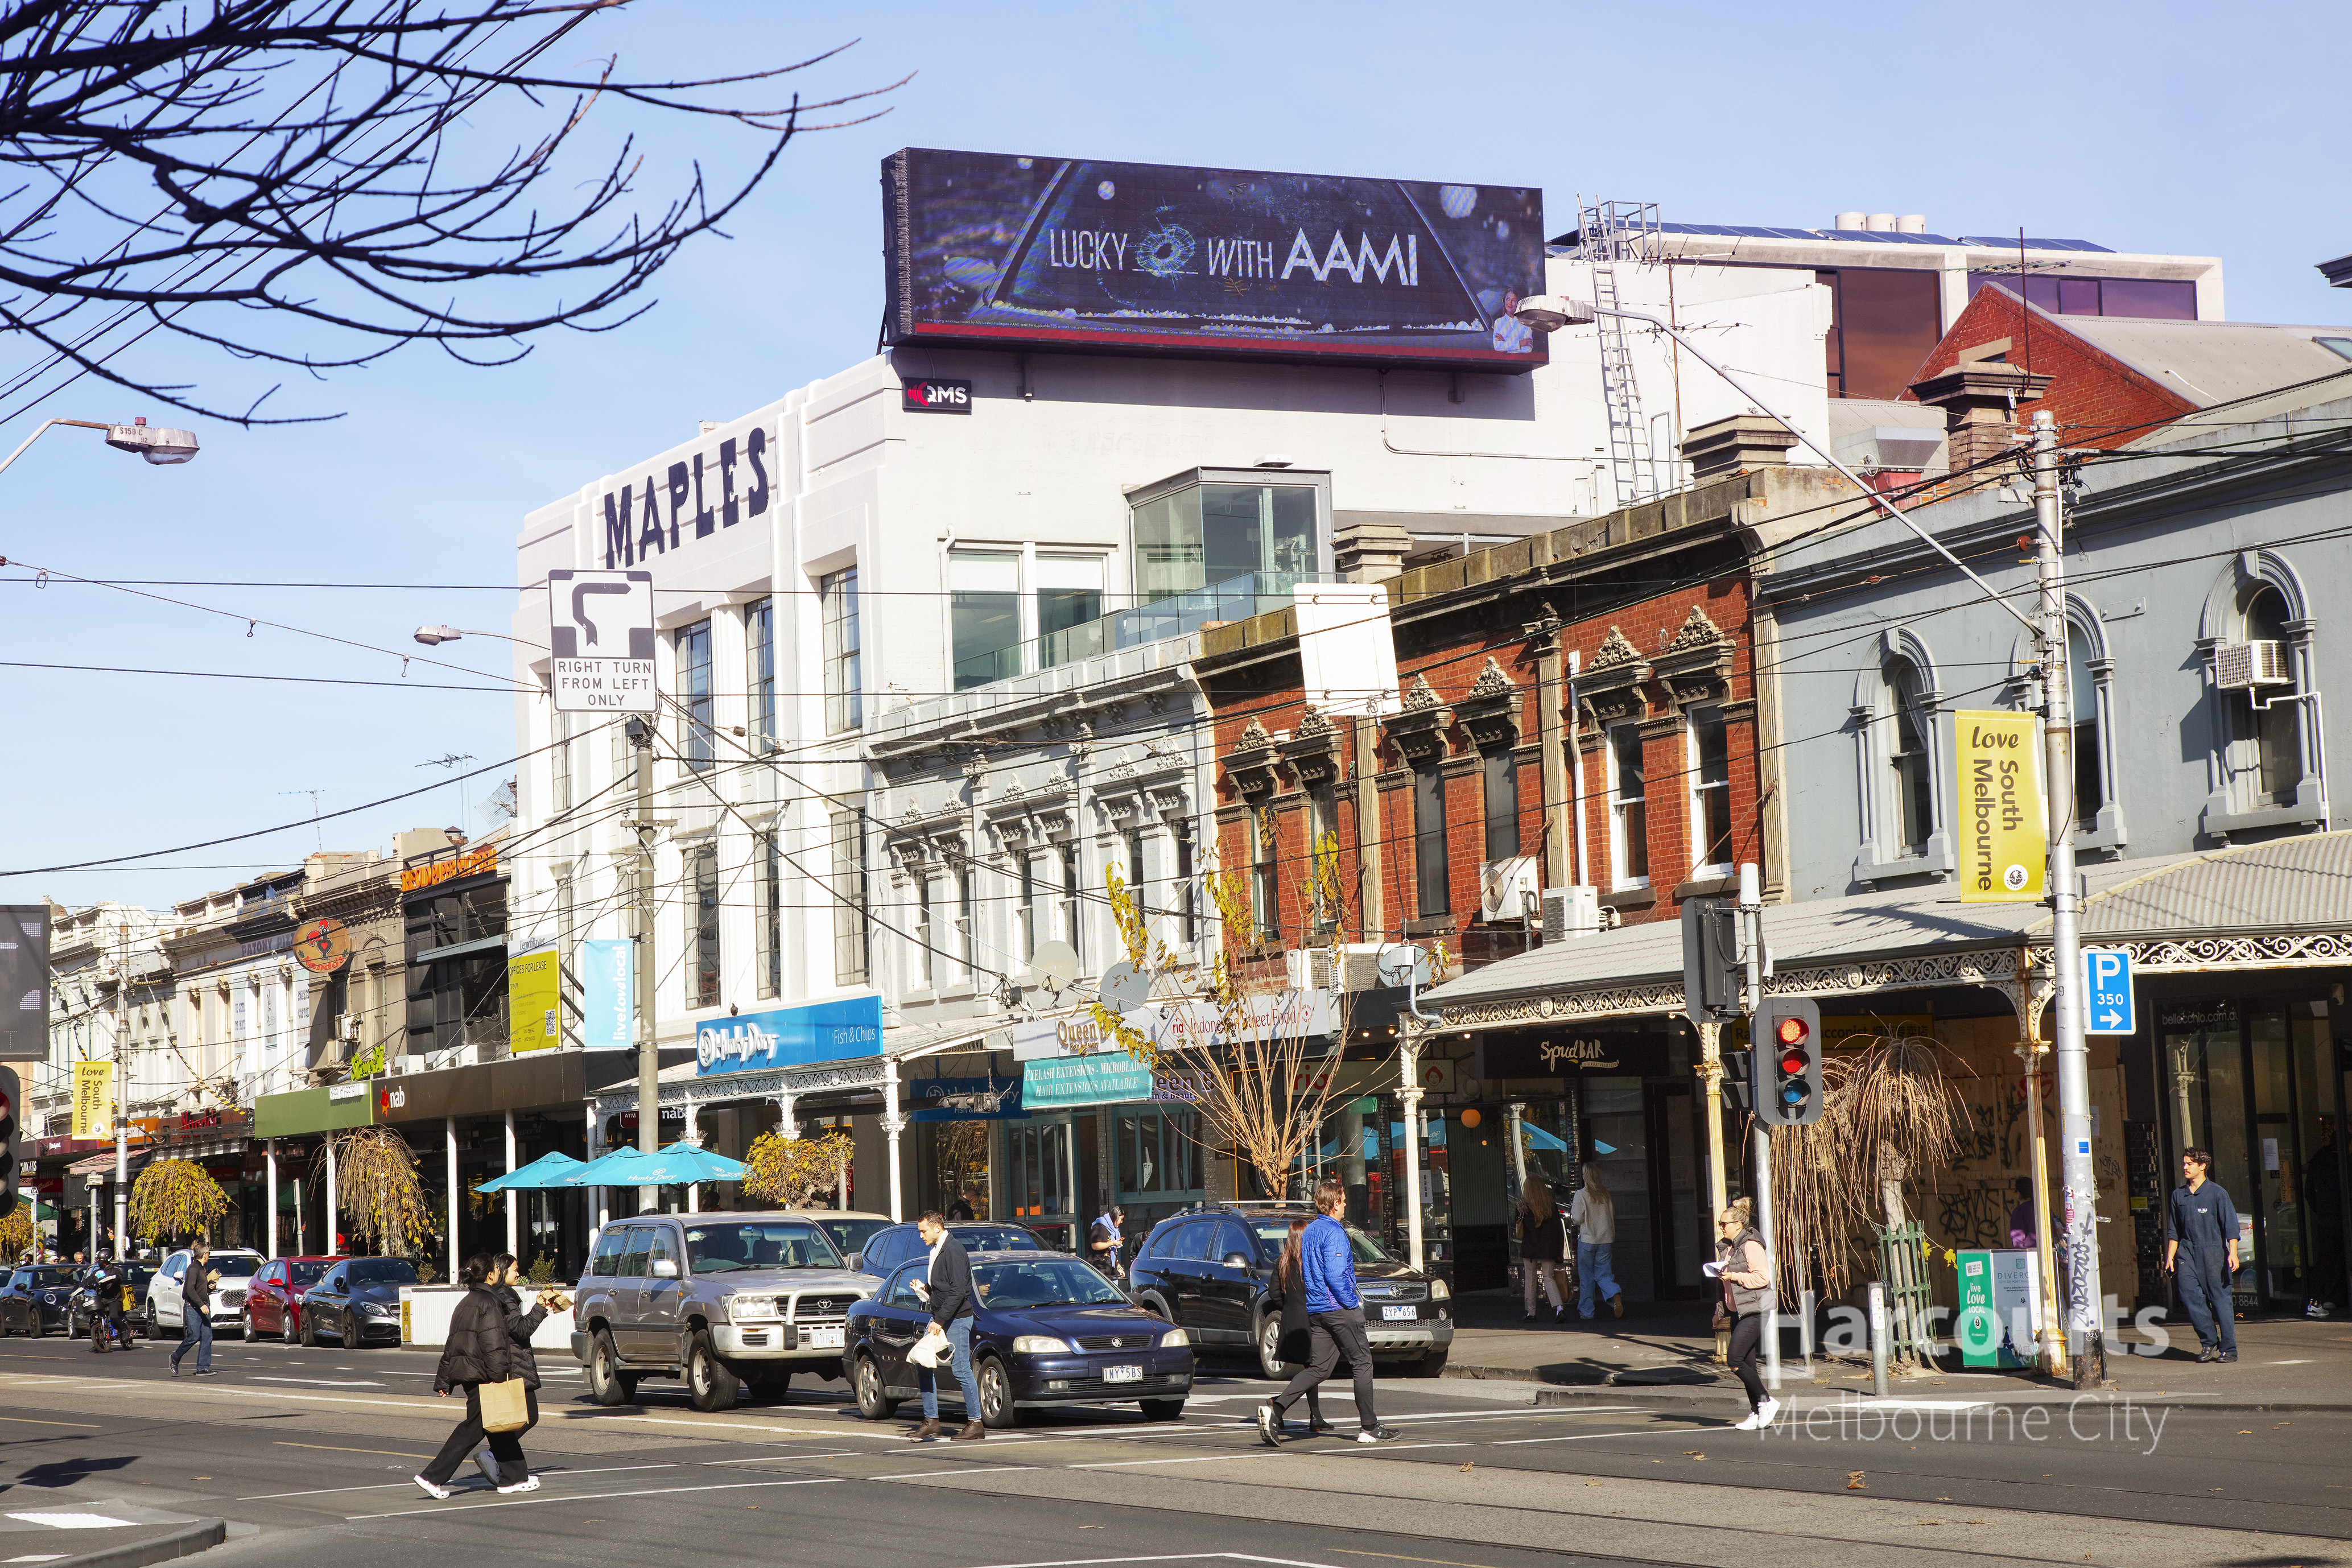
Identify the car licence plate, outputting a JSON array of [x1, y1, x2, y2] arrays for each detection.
[[801, 1325, 844, 1350], [1103, 1364, 1143, 1384], [1381, 1305, 1417, 1322]]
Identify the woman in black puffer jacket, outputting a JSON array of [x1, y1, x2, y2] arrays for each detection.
[[461, 1252, 568, 1491], [415, 1256, 527, 1499]]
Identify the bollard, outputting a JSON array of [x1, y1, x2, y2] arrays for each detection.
[[1800, 1288, 1816, 1365], [1868, 1280, 1889, 1398]]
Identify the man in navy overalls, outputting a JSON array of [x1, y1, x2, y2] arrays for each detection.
[[2165, 1147, 2240, 1363]]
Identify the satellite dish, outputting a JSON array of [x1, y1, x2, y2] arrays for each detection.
[[1377, 943, 1430, 989], [1097, 961, 1152, 1015], [1029, 940, 1079, 995]]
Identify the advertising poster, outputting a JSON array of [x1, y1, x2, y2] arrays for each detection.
[[1953, 709, 2046, 902], [72, 1059, 112, 1137], [694, 996, 884, 1076], [1955, 1248, 2041, 1368], [507, 948, 563, 1053], [882, 148, 1547, 370]]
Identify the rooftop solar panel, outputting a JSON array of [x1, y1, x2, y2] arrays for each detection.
[[1959, 237, 2115, 253]]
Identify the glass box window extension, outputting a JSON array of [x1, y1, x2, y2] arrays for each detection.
[[1131, 478, 1318, 605]]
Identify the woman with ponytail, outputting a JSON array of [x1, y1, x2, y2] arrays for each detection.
[[415, 1253, 533, 1499]]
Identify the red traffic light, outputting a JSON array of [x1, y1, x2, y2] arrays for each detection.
[[1780, 1051, 1806, 1075], [1775, 1016, 1809, 1045]]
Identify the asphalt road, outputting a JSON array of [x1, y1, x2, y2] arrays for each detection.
[[0, 1327, 2343, 1568]]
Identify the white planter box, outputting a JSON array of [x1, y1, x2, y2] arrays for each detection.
[[399, 1284, 577, 1351]]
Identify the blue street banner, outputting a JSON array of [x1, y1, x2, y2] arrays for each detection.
[[579, 938, 634, 1050], [1023, 1053, 1155, 1109], [2080, 947, 2136, 1035], [695, 995, 884, 1076]]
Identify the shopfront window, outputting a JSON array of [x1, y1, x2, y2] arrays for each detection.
[[1010, 1121, 1072, 1224], [1129, 475, 1319, 605]]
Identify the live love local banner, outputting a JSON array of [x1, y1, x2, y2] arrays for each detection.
[[1954, 709, 2046, 903], [579, 938, 634, 1050], [696, 996, 883, 1076], [73, 1059, 112, 1137]]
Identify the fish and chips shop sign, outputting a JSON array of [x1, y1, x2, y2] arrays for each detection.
[[696, 996, 883, 1076]]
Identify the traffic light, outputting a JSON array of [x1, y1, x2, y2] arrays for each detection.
[[0, 1066, 19, 1220], [1681, 897, 1741, 1024], [1751, 999, 1822, 1127]]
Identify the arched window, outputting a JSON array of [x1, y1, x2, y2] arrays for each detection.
[[2239, 584, 2304, 807], [1886, 657, 1936, 856]]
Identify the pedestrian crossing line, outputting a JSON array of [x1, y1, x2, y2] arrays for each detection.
[[1488, 1427, 1705, 1446], [240, 1463, 681, 1501], [864, 1467, 1038, 1482], [345, 1474, 848, 1521], [0, 1417, 98, 1428], [701, 1453, 864, 1464], [1066, 1452, 1291, 1470]]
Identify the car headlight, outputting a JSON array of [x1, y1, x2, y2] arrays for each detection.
[[1160, 1328, 1190, 1348], [361, 1301, 398, 1317], [1429, 1278, 1450, 1301], [1012, 1335, 1074, 1355], [727, 1295, 779, 1322]]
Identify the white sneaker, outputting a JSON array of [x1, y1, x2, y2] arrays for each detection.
[[412, 1474, 452, 1500], [496, 1475, 538, 1494], [474, 1447, 501, 1486], [1755, 1398, 1781, 1427], [1730, 1410, 1763, 1430]]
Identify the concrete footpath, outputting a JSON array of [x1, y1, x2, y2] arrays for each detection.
[[1439, 1291, 2352, 1412]]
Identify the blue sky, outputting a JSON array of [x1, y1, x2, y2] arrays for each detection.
[[2, 0, 2341, 913]]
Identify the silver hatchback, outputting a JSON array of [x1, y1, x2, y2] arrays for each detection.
[[569, 1212, 873, 1412]]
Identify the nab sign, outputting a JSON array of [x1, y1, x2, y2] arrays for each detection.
[[2081, 947, 2136, 1035], [548, 568, 657, 713]]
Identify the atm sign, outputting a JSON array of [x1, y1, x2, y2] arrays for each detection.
[[901, 376, 972, 414]]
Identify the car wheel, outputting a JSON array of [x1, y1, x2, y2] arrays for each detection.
[[976, 1356, 1024, 1429], [343, 1310, 362, 1348], [240, 1310, 254, 1340], [299, 1310, 316, 1348], [686, 1329, 739, 1413], [852, 1355, 897, 1420], [1256, 1313, 1289, 1380], [1138, 1398, 1186, 1422], [587, 1328, 637, 1407], [1405, 1350, 1449, 1379]]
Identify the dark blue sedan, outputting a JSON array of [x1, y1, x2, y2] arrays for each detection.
[[844, 1251, 1192, 1428]]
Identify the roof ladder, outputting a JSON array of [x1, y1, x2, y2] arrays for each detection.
[[1581, 199, 1662, 509]]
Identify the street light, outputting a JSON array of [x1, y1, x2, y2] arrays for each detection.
[[413, 625, 547, 650], [0, 415, 200, 479]]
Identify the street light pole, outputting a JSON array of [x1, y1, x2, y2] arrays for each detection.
[[629, 717, 659, 1216], [2030, 408, 2103, 1383]]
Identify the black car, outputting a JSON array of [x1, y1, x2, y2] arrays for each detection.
[[1126, 1204, 1454, 1378], [0, 1265, 86, 1336], [295, 1257, 418, 1346], [67, 1264, 155, 1339], [848, 1222, 1042, 1278], [844, 1250, 1191, 1427]]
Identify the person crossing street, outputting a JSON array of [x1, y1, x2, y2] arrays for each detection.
[[1257, 1179, 1397, 1446], [170, 1246, 216, 1377], [909, 1211, 984, 1441]]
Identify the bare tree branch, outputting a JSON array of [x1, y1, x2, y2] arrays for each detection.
[[0, 2, 902, 423]]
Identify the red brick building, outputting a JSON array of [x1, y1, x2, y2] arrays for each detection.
[[1193, 467, 1877, 972]]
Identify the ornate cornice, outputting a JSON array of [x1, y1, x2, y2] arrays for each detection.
[[1453, 656, 1520, 751], [1576, 625, 1653, 729], [1281, 706, 1343, 787], [1652, 605, 1735, 708], [1384, 675, 1454, 765], [1220, 716, 1283, 801]]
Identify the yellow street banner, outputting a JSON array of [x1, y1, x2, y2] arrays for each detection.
[[1955, 708, 2046, 902], [72, 1059, 112, 1137], [508, 948, 564, 1053]]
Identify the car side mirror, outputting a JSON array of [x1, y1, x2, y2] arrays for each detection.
[[1222, 1253, 1252, 1269], [846, 1253, 863, 1271], [651, 1258, 678, 1280]]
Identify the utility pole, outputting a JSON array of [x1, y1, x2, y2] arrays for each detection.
[[2031, 408, 2103, 1384], [629, 717, 659, 1216], [113, 922, 129, 1262]]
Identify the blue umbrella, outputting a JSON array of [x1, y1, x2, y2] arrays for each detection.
[[474, 1151, 587, 1194], [564, 1143, 746, 1187]]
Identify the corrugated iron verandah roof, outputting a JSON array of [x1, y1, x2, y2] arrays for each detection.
[[1417, 833, 2352, 1031]]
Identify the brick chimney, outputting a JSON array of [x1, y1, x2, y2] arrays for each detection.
[[1681, 412, 1801, 483], [1907, 364, 2053, 480], [1333, 515, 1413, 582]]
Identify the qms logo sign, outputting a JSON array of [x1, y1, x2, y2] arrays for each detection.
[[901, 376, 973, 414]]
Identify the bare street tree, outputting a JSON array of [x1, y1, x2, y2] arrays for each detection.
[[0, 2, 899, 423]]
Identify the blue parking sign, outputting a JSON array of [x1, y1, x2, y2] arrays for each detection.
[[2081, 947, 2135, 1035]]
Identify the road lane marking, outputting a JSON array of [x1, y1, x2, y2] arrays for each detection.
[[0, 1418, 98, 1428], [4, 1515, 137, 1530], [1067, 1453, 1288, 1469], [250, 1377, 386, 1388], [240, 1463, 681, 1501], [346, 1475, 845, 1520], [1489, 1428, 1698, 1446], [701, 1453, 863, 1464], [865, 1466, 1038, 1481], [273, 1442, 430, 1459]]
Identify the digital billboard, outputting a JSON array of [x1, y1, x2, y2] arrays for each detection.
[[882, 149, 1546, 371]]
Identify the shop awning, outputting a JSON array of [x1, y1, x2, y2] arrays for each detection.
[[67, 1150, 143, 1179], [1419, 831, 2352, 1030]]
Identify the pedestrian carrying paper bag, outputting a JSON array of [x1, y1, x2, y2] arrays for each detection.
[[478, 1376, 532, 1433]]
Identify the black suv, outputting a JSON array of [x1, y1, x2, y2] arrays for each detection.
[[1126, 1204, 1453, 1378], [847, 1222, 1043, 1278]]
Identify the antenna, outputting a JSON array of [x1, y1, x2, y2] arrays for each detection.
[[279, 789, 325, 851], [416, 753, 478, 829]]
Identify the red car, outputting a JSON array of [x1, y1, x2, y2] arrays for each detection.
[[241, 1256, 343, 1341]]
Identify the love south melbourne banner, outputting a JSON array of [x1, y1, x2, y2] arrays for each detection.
[[1954, 709, 2046, 902]]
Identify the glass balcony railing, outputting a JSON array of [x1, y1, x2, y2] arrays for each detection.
[[952, 571, 1334, 691]]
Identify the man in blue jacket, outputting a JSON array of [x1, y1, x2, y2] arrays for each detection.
[[1258, 1179, 1397, 1445], [2165, 1147, 2240, 1363]]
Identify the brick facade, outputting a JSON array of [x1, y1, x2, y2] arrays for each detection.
[[1905, 286, 2196, 452]]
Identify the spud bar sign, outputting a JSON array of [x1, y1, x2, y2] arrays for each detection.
[[402, 844, 498, 893]]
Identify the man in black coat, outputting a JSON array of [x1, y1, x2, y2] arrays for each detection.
[[170, 1247, 215, 1376], [910, 1212, 984, 1441]]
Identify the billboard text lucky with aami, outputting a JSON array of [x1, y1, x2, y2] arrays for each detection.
[[882, 150, 1547, 370]]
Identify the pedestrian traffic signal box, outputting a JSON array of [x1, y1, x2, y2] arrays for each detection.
[[1752, 1000, 1822, 1127]]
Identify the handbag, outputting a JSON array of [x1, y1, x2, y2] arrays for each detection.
[[478, 1376, 532, 1433], [907, 1330, 948, 1368]]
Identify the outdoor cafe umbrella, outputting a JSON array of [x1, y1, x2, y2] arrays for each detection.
[[473, 1150, 587, 1194], [562, 1143, 747, 1188]]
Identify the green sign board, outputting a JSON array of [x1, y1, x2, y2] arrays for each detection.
[[1953, 1247, 2041, 1369], [1022, 1053, 1154, 1109]]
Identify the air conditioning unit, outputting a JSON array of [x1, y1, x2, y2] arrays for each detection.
[[1540, 886, 1602, 944], [1286, 947, 1331, 991], [336, 1012, 361, 1043], [2214, 639, 2291, 690], [1478, 856, 1544, 923], [1288, 944, 1388, 992]]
